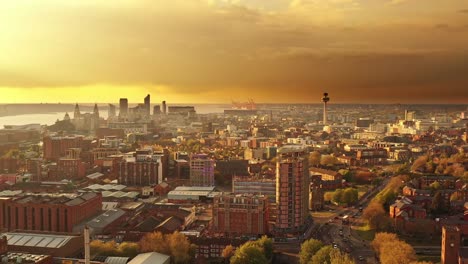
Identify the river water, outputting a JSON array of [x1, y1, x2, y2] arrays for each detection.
[[0, 104, 229, 128]]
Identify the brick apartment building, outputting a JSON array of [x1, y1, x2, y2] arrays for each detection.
[[356, 149, 388, 166], [57, 158, 88, 179], [190, 154, 215, 187], [275, 145, 310, 232], [0, 193, 102, 233], [212, 193, 269, 236], [116, 150, 162, 186]]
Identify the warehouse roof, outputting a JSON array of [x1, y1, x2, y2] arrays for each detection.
[[1, 233, 75, 248]]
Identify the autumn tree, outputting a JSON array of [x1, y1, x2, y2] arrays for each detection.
[[379, 240, 416, 264], [222, 245, 235, 259], [411, 155, 428, 172], [332, 189, 344, 205], [372, 232, 417, 264], [139, 232, 195, 264], [342, 188, 358, 205], [299, 239, 324, 264], [167, 232, 195, 264], [139, 232, 168, 253], [429, 181, 441, 191], [117, 242, 139, 258], [321, 155, 337, 167], [362, 201, 392, 231], [230, 236, 272, 264], [309, 151, 322, 167], [332, 188, 358, 205], [371, 232, 399, 256], [90, 240, 139, 258], [253, 236, 273, 260], [230, 242, 268, 264], [330, 249, 356, 264], [310, 245, 333, 264]]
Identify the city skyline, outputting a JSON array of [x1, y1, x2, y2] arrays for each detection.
[[1, 0, 468, 104]]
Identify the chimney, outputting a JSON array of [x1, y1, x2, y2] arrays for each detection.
[[84, 226, 90, 264]]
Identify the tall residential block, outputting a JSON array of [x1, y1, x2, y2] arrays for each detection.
[[119, 98, 128, 118], [275, 145, 309, 232]]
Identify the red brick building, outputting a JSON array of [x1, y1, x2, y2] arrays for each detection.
[[57, 158, 88, 179], [441, 225, 468, 264], [116, 157, 160, 186], [356, 149, 387, 166], [0, 158, 19, 173], [213, 193, 269, 236], [0, 192, 102, 233], [43, 135, 91, 161]]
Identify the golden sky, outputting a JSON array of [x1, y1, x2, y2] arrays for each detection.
[[1, 0, 468, 103]]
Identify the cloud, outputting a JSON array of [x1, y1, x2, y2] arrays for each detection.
[[0, 0, 468, 103]]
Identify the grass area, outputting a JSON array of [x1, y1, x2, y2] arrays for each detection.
[[355, 185, 371, 199], [355, 185, 371, 192], [353, 224, 376, 241], [311, 211, 335, 218]]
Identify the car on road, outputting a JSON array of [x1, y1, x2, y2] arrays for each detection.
[[333, 244, 338, 249], [358, 256, 364, 261]]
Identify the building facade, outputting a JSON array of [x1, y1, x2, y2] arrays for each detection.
[[190, 154, 214, 187], [0, 193, 102, 233], [275, 146, 310, 232], [212, 194, 269, 236]]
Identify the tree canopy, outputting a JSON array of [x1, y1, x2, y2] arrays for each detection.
[[310, 245, 333, 264], [139, 232, 195, 264], [372, 232, 417, 264], [230, 236, 273, 264], [299, 239, 324, 264], [90, 240, 139, 258], [230, 241, 268, 264], [362, 201, 392, 231], [330, 249, 356, 264]]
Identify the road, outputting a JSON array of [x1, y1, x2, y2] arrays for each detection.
[[311, 178, 392, 263], [273, 177, 392, 262]]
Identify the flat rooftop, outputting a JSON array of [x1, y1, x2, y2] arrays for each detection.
[[1, 232, 77, 248]]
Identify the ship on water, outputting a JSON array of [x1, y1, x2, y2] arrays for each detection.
[[224, 99, 258, 115]]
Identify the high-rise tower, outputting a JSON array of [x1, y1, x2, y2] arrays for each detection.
[[275, 145, 309, 232], [144, 94, 151, 116], [93, 104, 99, 119], [119, 98, 128, 118], [73, 103, 81, 119], [322, 92, 330, 125], [108, 104, 116, 118], [162, 101, 167, 115]]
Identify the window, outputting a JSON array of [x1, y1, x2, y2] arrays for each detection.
[[56, 208, 60, 231], [15, 207, 18, 228], [64, 209, 68, 232], [40, 208, 44, 231], [48, 208, 52, 230], [31, 208, 35, 230]]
